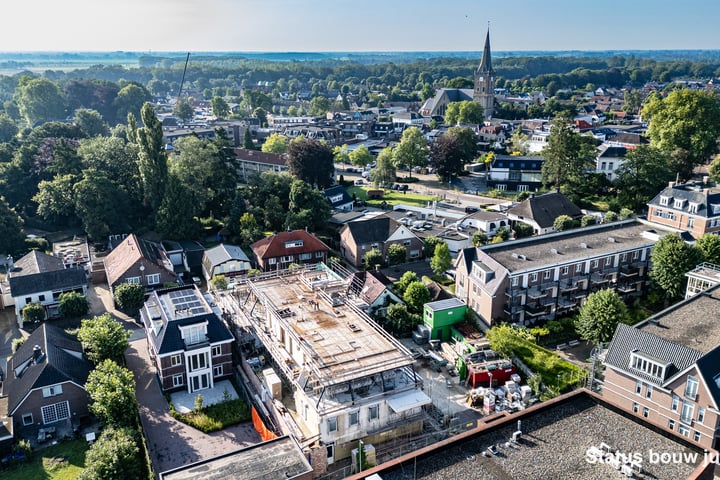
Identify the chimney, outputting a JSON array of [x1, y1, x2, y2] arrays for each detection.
[[703, 175, 710, 185], [668, 181, 676, 188], [33, 345, 42, 361]]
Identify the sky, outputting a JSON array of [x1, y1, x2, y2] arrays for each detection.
[[3, 0, 720, 53]]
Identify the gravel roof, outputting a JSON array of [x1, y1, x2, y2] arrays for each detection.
[[373, 392, 706, 480]]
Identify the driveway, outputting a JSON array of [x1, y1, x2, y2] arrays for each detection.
[[0, 306, 22, 381], [125, 338, 261, 476]]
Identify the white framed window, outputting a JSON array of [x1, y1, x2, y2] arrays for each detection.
[[410, 250, 420, 258], [620, 253, 627, 262], [316, 251, 324, 258], [659, 196, 670, 206], [629, 351, 667, 380], [646, 385, 653, 399], [511, 277, 519, 287], [575, 263, 582, 273], [668, 419, 675, 430], [189, 352, 208, 371], [268, 258, 277, 265], [671, 394, 679, 412], [171, 354, 182, 366], [42, 385, 63, 398], [126, 276, 141, 284], [681, 402, 694, 424], [530, 272, 537, 282], [678, 424, 690, 437], [632, 402, 639, 413], [592, 259, 599, 268], [694, 431, 701, 442], [632, 250, 639, 260], [299, 253, 312, 260], [41, 401, 70, 424], [282, 255, 294, 263], [543, 270, 551, 280], [173, 374, 184, 387], [688, 217, 695, 228], [698, 407, 705, 424], [605, 257, 612, 266], [685, 376, 699, 400], [643, 406, 649, 418], [403, 240, 411, 246], [561, 266, 568, 275], [327, 416, 338, 433], [212, 346, 222, 357], [368, 404, 379, 421], [22, 413, 33, 426], [635, 380, 642, 395], [146, 273, 160, 285], [213, 365, 223, 377], [349, 410, 359, 427]]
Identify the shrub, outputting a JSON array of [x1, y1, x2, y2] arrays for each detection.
[[12, 337, 26, 353], [22, 302, 45, 323], [580, 215, 596, 227], [210, 275, 228, 290]]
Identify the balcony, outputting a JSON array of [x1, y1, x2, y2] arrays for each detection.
[[524, 304, 549, 317], [557, 297, 578, 309], [184, 335, 210, 350], [559, 279, 579, 292], [620, 265, 640, 277], [505, 288, 522, 299], [590, 272, 609, 286], [504, 303, 523, 315], [527, 286, 548, 300]]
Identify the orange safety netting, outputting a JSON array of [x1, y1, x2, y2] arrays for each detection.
[[252, 406, 277, 442]]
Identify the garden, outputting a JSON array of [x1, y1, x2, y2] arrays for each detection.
[[2, 439, 88, 480], [169, 392, 251, 434]]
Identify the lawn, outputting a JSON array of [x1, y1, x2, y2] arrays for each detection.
[[510, 337, 586, 394], [346, 186, 438, 208], [169, 398, 251, 433], [3, 439, 88, 480]]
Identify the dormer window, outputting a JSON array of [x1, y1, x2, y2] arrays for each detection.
[[285, 240, 304, 248], [629, 350, 669, 380], [673, 198, 686, 209], [659, 196, 671, 206], [689, 202, 700, 214]]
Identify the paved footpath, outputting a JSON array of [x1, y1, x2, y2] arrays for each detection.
[[125, 338, 261, 476]]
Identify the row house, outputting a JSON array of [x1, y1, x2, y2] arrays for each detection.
[[603, 284, 720, 450], [454, 219, 672, 328], [233, 148, 289, 183], [646, 181, 720, 238], [140, 285, 234, 393]]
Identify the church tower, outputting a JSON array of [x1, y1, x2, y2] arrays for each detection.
[[473, 28, 495, 119]]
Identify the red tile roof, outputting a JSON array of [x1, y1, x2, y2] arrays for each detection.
[[251, 230, 329, 260]]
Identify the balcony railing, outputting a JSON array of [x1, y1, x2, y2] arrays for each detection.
[[184, 335, 210, 350], [527, 286, 547, 300], [524, 304, 548, 317]]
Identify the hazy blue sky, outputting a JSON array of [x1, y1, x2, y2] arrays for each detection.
[[4, 0, 719, 52]]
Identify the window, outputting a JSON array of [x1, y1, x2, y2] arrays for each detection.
[[575, 263, 582, 273], [694, 431, 701, 442], [688, 218, 695, 229], [22, 413, 33, 426], [126, 276, 141, 284], [189, 353, 208, 371], [403, 240, 411, 246], [327, 416, 338, 433], [281, 255, 294, 263], [605, 257, 612, 266], [698, 407, 705, 424], [689, 202, 700, 214], [213, 365, 223, 377], [671, 395, 679, 412], [316, 251, 324, 258], [369, 404, 379, 421], [184, 326, 204, 345], [171, 355, 182, 366], [42, 385, 63, 398], [601, 161, 606, 170], [629, 351, 667, 380], [284, 240, 304, 248], [24, 297, 31, 304], [349, 410, 359, 427], [146, 273, 160, 285], [268, 258, 277, 265], [173, 374, 184, 387], [620, 253, 627, 262], [643, 406, 649, 418], [212, 346, 222, 357], [371, 243, 379, 249], [678, 424, 690, 437], [659, 196, 670, 206], [668, 419, 675, 430], [632, 250, 639, 260], [561, 266, 569, 275], [646, 385, 653, 399], [299, 253, 312, 260], [673, 198, 686, 209], [685, 376, 699, 400], [511, 277, 519, 287], [543, 270, 551, 280], [681, 402, 694, 424], [41, 401, 70, 424], [410, 250, 420, 258], [632, 402, 639, 413], [39, 294, 46, 302], [636, 380, 642, 395], [530, 273, 538, 282], [592, 259, 599, 269], [654, 209, 663, 217]]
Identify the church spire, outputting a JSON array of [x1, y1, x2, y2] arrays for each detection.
[[478, 28, 493, 74]]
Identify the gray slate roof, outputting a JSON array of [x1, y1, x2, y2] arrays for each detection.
[[203, 244, 250, 269], [3, 323, 92, 415], [8, 251, 86, 297], [342, 215, 399, 244], [506, 191, 582, 229], [323, 186, 354, 209], [647, 183, 720, 219]]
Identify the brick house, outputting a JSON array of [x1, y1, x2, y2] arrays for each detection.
[[104, 234, 178, 294], [1, 323, 92, 443], [454, 219, 672, 328], [140, 285, 234, 393], [250, 230, 329, 272], [505, 191, 583, 236], [603, 284, 720, 450], [646, 181, 720, 239], [339, 215, 423, 267]]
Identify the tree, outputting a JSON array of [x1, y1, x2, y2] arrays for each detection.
[[58, 292, 89, 318], [287, 137, 335, 189], [243, 128, 255, 149], [156, 172, 201, 240], [113, 83, 150, 124], [287, 179, 331, 230], [211, 96, 230, 119], [430, 241, 452, 276], [78, 313, 131, 364], [643, 89, 720, 180], [210, 275, 228, 290], [253, 107, 268, 126], [73, 109, 109, 137], [387, 244, 407, 265], [261, 132, 288, 153], [349, 145, 374, 168], [333, 144, 350, 166], [0, 196, 25, 255], [695, 234, 720, 266], [173, 98, 195, 124], [385, 304, 417, 336], [86, 358, 137, 427], [553, 214, 576, 232], [238, 212, 264, 245], [0, 112, 18, 142], [394, 271, 419, 296], [364, 248, 383, 270], [113, 282, 146, 312], [614, 145, 673, 212], [575, 289, 630, 345], [309, 96, 330, 116], [446, 126, 479, 163], [495, 226, 511, 241], [79, 427, 144, 480], [444, 101, 483, 125], [472, 231, 488, 246], [22, 302, 46, 324], [508, 127, 529, 155], [15, 77, 67, 126], [513, 222, 534, 239], [403, 281, 430, 314], [431, 134, 465, 183], [392, 127, 428, 177], [74, 169, 120, 240], [136, 103, 168, 215], [423, 236, 444, 258], [541, 116, 596, 191], [370, 147, 396, 187], [649, 233, 702, 302]]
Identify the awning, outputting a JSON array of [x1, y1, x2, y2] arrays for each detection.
[[386, 389, 432, 413]]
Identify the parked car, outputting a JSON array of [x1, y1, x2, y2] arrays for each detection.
[[354, 179, 364, 185]]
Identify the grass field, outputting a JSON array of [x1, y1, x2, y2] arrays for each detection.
[[3, 439, 88, 480], [346, 186, 438, 208]]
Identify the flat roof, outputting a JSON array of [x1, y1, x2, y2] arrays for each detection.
[[638, 284, 720, 354], [352, 391, 710, 480], [159, 435, 312, 480], [248, 268, 414, 387], [483, 219, 669, 273]]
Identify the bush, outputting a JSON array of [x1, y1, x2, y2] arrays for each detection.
[[12, 337, 26, 353], [580, 215, 596, 227], [58, 291, 90, 318], [604, 210, 618, 222], [210, 275, 228, 290], [170, 398, 251, 433], [113, 282, 145, 312], [22, 302, 46, 323]]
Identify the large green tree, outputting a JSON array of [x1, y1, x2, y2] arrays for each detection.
[[15, 77, 67, 126], [86, 359, 138, 428], [261, 132, 288, 154], [430, 241, 452, 276], [614, 145, 672, 212], [113, 83, 150, 124], [695, 234, 720, 266], [541, 116, 596, 191], [403, 281, 431, 314], [643, 89, 720, 181], [156, 172, 201, 240], [74, 168, 121, 240], [431, 133, 465, 183], [173, 98, 195, 124], [349, 145, 374, 168], [287, 179, 331, 230], [287, 137, 334, 189], [136, 102, 168, 215], [78, 313, 131, 364], [58, 292, 89, 318], [444, 101, 483, 125], [575, 289, 630, 345], [387, 244, 407, 265], [73, 108, 109, 137], [211, 96, 230, 119], [370, 147, 396, 187], [79, 427, 144, 480], [113, 282, 146, 312], [649, 233, 702, 302], [392, 127, 428, 177], [0, 196, 25, 255]]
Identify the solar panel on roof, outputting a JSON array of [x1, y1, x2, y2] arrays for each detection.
[[191, 307, 205, 315], [169, 290, 184, 299]]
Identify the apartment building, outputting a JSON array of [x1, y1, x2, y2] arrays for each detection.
[[234, 264, 426, 466], [646, 181, 720, 238], [603, 285, 720, 450], [454, 219, 671, 328]]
